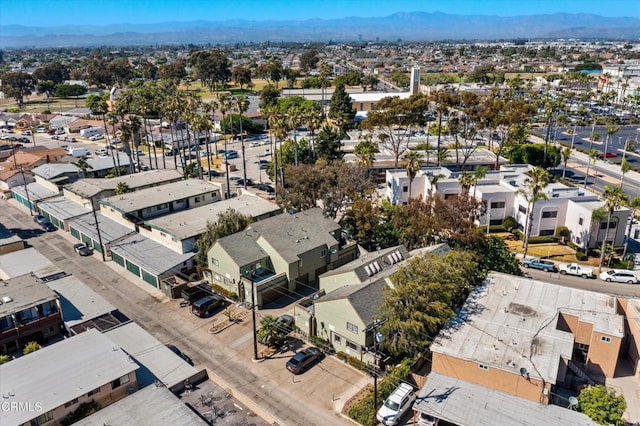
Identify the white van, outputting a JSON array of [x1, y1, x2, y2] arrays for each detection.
[[80, 127, 103, 138], [68, 147, 89, 158], [376, 382, 415, 425]]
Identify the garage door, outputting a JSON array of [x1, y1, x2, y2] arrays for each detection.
[[112, 252, 125, 267], [142, 269, 158, 288], [258, 281, 288, 307]]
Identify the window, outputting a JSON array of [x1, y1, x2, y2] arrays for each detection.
[[87, 386, 101, 397], [64, 398, 79, 408], [334, 335, 342, 344], [346, 322, 358, 334], [518, 205, 527, 214], [346, 340, 358, 351], [578, 217, 584, 225], [490, 201, 505, 209], [212, 258, 219, 266], [195, 196, 201, 202], [30, 410, 54, 426], [600, 221, 617, 229], [444, 193, 457, 200], [601, 336, 611, 343], [539, 229, 555, 236], [321, 249, 326, 257], [478, 364, 489, 370], [541, 211, 558, 218], [112, 374, 130, 389], [402, 186, 408, 193]]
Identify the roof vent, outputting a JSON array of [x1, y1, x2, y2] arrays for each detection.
[[364, 265, 373, 277], [395, 250, 404, 261], [373, 261, 381, 272], [388, 254, 396, 264]]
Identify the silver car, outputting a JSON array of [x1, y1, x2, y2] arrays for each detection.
[[599, 270, 640, 284]]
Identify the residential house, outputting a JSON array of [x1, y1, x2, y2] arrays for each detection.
[[84, 153, 132, 178], [141, 193, 282, 254], [99, 179, 223, 228], [63, 169, 184, 209], [0, 329, 139, 426], [0, 273, 63, 355], [30, 162, 81, 186], [0, 168, 27, 197], [386, 165, 630, 249], [204, 208, 358, 307], [413, 272, 626, 425], [0, 247, 61, 280]]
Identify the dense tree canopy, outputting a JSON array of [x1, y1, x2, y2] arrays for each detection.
[[195, 209, 253, 267], [578, 385, 626, 426], [188, 49, 232, 92], [328, 83, 356, 133], [0, 71, 35, 107]]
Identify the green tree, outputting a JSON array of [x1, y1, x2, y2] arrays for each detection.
[[85, 54, 113, 88], [115, 182, 132, 195], [561, 146, 571, 179], [622, 196, 640, 259], [189, 49, 232, 92], [194, 209, 253, 267], [56, 84, 87, 98], [259, 84, 280, 111], [578, 385, 626, 426], [328, 83, 356, 135], [401, 150, 422, 200], [598, 186, 628, 274], [231, 65, 252, 91], [23, 341, 41, 355], [257, 315, 287, 348], [32, 62, 69, 97], [314, 126, 343, 161], [521, 167, 551, 259], [584, 148, 600, 189], [353, 139, 378, 170], [620, 157, 631, 191], [299, 49, 319, 74], [0, 71, 35, 108], [380, 250, 481, 357], [0, 354, 9, 365], [76, 158, 93, 176], [158, 60, 187, 82]]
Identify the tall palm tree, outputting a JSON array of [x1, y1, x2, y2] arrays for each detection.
[[521, 166, 551, 260], [401, 150, 422, 200], [472, 166, 487, 198], [584, 148, 600, 189], [597, 186, 628, 274], [603, 124, 620, 158], [234, 95, 250, 189], [620, 157, 631, 191], [353, 139, 378, 176], [561, 147, 571, 179], [458, 172, 474, 196], [218, 93, 232, 198], [622, 196, 640, 259]]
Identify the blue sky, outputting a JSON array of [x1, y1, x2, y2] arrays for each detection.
[[6, 0, 639, 26]]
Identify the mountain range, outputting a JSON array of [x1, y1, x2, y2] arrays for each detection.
[[2, 12, 639, 48]]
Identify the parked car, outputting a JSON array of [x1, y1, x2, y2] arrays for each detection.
[[599, 152, 618, 159], [286, 347, 323, 374], [64, 136, 77, 143], [236, 178, 253, 187], [181, 284, 209, 305], [33, 215, 48, 225], [521, 257, 558, 272], [376, 382, 416, 426], [89, 134, 104, 141], [417, 412, 440, 426], [165, 344, 194, 366], [17, 137, 29, 143], [191, 294, 226, 318], [73, 243, 93, 256], [224, 150, 238, 159], [51, 135, 59, 140], [36, 127, 48, 133], [263, 148, 271, 156], [558, 263, 594, 279], [95, 148, 108, 156], [55, 128, 65, 135], [275, 314, 295, 333], [205, 169, 221, 177], [257, 183, 275, 193], [20, 130, 32, 136], [249, 141, 261, 147], [39, 220, 56, 232], [599, 270, 640, 284]]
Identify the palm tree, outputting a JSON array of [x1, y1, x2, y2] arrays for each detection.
[[76, 158, 93, 177], [218, 93, 232, 198], [561, 147, 571, 179], [257, 315, 286, 348], [622, 196, 640, 259], [234, 95, 250, 189], [597, 186, 628, 274], [521, 166, 551, 260], [583, 148, 599, 189], [401, 150, 422, 200], [603, 124, 620, 158], [353, 139, 378, 174], [620, 157, 631, 191], [425, 172, 444, 199], [472, 166, 487, 198], [458, 172, 474, 196]]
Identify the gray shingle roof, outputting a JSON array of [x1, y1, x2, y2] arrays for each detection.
[[217, 230, 269, 267], [316, 278, 387, 324]]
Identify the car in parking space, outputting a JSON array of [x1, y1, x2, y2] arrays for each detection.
[[599, 270, 640, 284], [191, 294, 226, 318], [64, 136, 77, 143], [73, 243, 93, 256], [90, 134, 104, 141], [377, 382, 416, 426], [17, 137, 29, 143], [33, 215, 48, 225], [286, 347, 323, 374], [236, 178, 253, 187], [51, 135, 60, 140], [165, 344, 194, 366], [205, 169, 221, 177], [249, 141, 261, 147], [95, 148, 108, 156], [257, 183, 275, 193], [224, 150, 238, 159], [36, 127, 48, 133], [55, 129, 65, 135], [599, 152, 618, 159], [39, 220, 56, 232], [20, 130, 32, 136], [276, 314, 295, 333]]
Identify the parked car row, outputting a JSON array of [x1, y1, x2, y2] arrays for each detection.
[[522, 257, 639, 284]]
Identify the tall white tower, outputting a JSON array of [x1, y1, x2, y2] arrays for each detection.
[[410, 67, 420, 95]]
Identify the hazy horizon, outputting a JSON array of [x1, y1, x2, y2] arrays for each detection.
[[5, 0, 639, 27]]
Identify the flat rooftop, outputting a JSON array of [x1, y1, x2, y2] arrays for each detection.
[[69, 211, 135, 243], [430, 272, 624, 384], [76, 385, 208, 426], [414, 372, 595, 426], [0, 247, 61, 279], [145, 194, 281, 240], [105, 322, 198, 388], [0, 329, 138, 426], [11, 182, 59, 201], [110, 234, 194, 276], [37, 196, 91, 220], [100, 179, 222, 213], [64, 169, 183, 198], [45, 274, 117, 328], [0, 273, 58, 317]]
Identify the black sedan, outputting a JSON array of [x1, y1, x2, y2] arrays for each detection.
[[40, 220, 56, 232], [286, 347, 323, 374]]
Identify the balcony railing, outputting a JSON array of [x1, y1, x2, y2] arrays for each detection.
[[0, 312, 62, 343]]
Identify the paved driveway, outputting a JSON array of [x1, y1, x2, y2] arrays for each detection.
[[1, 199, 365, 425]]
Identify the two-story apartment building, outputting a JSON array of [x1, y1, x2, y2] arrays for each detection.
[[0, 273, 63, 355], [0, 328, 139, 426], [386, 165, 630, 250], [413, 272, 626, 425], [99, 179, 223, 228], [204, 208, 358, 307]]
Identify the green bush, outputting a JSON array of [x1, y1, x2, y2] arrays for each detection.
[[566, 241, 581, 252], [502, 216, 516, 230], [527, 236, 556, 244], [335, 351, 367, 371], [555, 226, 570, 238], [488, 225, 506, 233], [23, 341, 41, 355], [61, 401, 101, 425], [0, 354, 10, 365], [576, 251, 588, 261], [210, 283, 237, 300], [512, 229, 523, 240], [309, 336, 334, 354]]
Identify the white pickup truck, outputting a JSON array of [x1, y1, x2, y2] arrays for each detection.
[[558, 263, 594, 279]]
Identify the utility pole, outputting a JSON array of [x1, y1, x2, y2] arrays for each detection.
[[243, 270, 259, 361], [18, 165, 33, 216], [366, 320, 383, 426], [90, 196, 106, 262]]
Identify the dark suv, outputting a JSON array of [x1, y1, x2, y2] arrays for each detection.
[[191, 294, 225, 318]]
